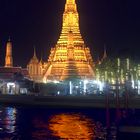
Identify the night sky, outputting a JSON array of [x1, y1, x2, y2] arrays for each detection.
[[0, 0, 140, 67]]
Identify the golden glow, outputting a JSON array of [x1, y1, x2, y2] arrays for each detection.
[[49, 113, 95, 139], [57, 0, 83, 45], [27, 0, 95, 82], [5, 40, 13, 67], [43, 0, 95, 81], [66, 0, 75, 4]]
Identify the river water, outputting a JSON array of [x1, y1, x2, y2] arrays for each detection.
[[0, 106, 139, 140]]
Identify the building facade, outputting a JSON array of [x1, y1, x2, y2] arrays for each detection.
[[27, 0, 95, 82], [27, 48, 43, 82]]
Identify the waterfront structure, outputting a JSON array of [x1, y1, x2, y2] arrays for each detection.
[[27, 0, 95, 82], [0, 39, 29, 94]]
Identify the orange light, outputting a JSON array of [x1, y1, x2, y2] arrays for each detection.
[[43, 0, 95, 81], [49, 113, 95, 139]]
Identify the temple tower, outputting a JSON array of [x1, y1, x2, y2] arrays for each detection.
[[27, 48, 43, 82], [5, 38, 13, 67], [57, 0, 84, 45], [43, 0, 95, 82]]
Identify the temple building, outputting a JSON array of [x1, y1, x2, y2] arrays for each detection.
[[27, 48, 43, 82], [0, 38, 29, 80], [5, 38, 13, 67], [28, 0, 95, 82], [0, 39, 29, 94]]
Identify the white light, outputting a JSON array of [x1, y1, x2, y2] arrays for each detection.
[[132, 80, 135, 89], [7, 82, 15, 88], [57, 91, 60, 95], [84, 80, 88, 93], [43, 78, 47, 83], [84, 80, 88, 84], [69, 81, 72, 95], [97, 81, 104, 91], [93, 80, 98, 84], [20, 88, 28, 94], [93, 80, 104, 92], [53, 80, 60, 84], [138, 80, 140, 95], [75, 86, 79, 89]]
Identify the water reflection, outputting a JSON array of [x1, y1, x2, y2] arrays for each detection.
[[0, 107, 17, 139], [0, 106, 138, 139], [4, 107, 16, 133], [32, 113, 96, 140], [49, 113, 95, 139]]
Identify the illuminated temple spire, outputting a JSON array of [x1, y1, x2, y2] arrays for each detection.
[[5, 37, 13, 67], [44, 0, 94, 81], [33, 47, 37, 58], [66, 0, 75, 4], [57, 0, 84, 45]]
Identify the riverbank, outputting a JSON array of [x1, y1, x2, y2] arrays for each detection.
[[0, 94, 140, 108]]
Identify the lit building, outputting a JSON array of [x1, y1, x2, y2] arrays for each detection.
[[0, 39, 29, 94], [95, 56, 140, 93], [5, 38, 13, 67], [27, 48, 43, 82], [27, 0, 95, 82]]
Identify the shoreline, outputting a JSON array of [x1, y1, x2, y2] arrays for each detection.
[[0, 94, 140, 109]]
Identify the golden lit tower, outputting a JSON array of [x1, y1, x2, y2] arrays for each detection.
[[58, 0, 84, 45], [43, 0, 94, 82], [5, 38, 13, 67]]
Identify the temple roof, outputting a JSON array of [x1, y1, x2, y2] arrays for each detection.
[[0, 67, 29, 80], [28, 47, 39, 64]]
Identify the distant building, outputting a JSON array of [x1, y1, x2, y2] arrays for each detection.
[[5, 38, 13, 67], [0, 39, 29, 94], [27, 48, 43, 82]]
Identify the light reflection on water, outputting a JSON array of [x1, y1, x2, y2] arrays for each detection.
[[32, 113, 96, 140], [0, 106, 135, 139], [0, 107, 17, 139], [49, 113, 95, 140]]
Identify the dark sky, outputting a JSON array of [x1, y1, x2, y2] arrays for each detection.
[[0, 0, 140, 67]]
